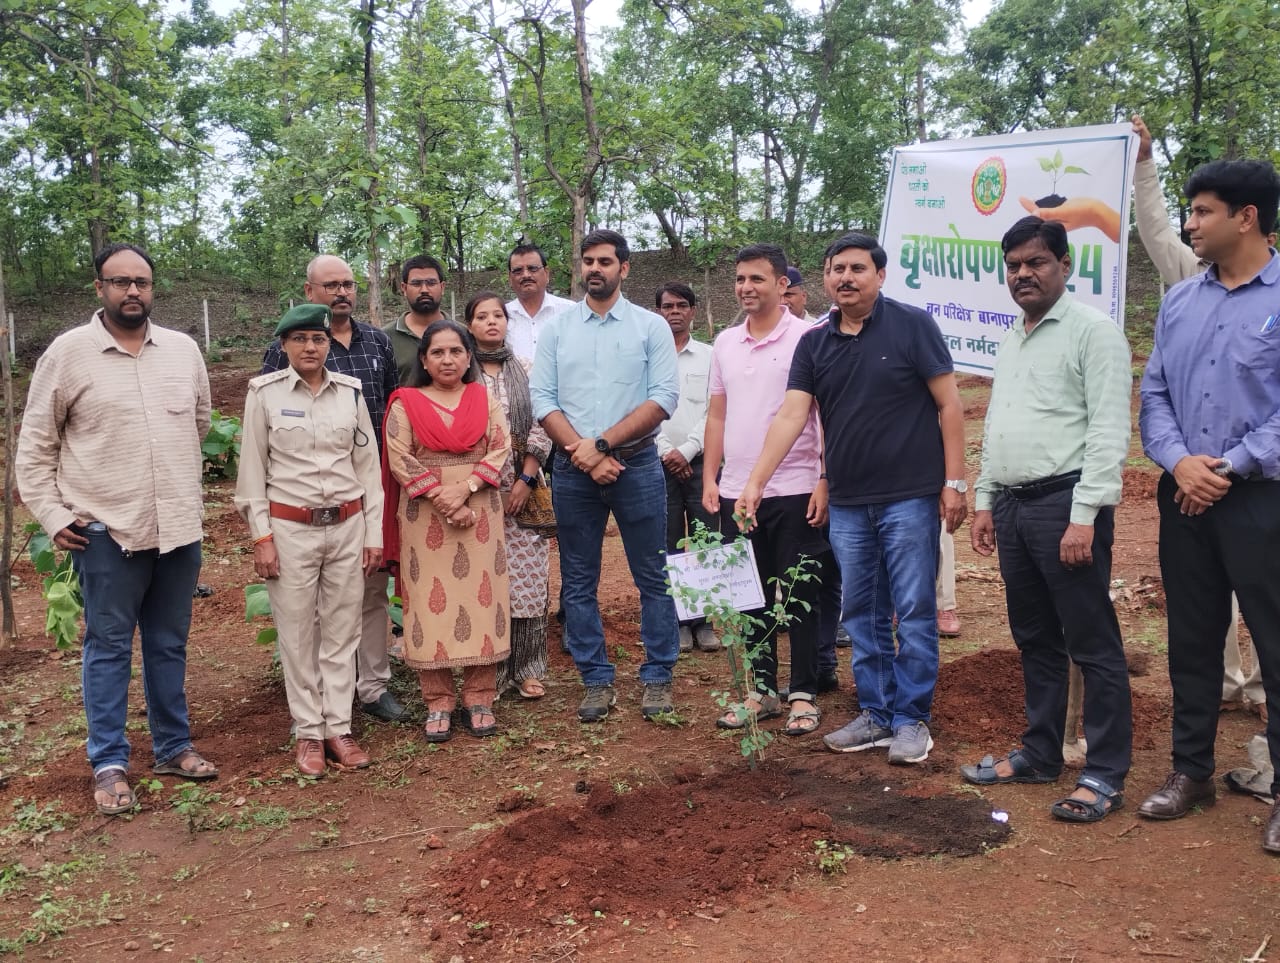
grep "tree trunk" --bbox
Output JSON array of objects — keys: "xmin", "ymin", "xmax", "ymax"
[
  {"xmin": 0, "ymin": 254, "xmax": 15, "ymax": 642},
  {"xmin": 280, "ymin": 0, "xmax": 292, "ymax": 128},
  {"xmin": 83, "ymin": 37, "xmax": 108, "ymax": 257},
  {"xmin": 569, "ymin": 0, "xmax": 602, "ymax": 283},
  {"xmin": 490, "ymin": 0, "xmax": 529, "ymax": 229},
  {"xmin": 653, "ymin": 205, "xmax": 685, "ymax": 258},
  {"xmin": 762, "ymin": 130, "xmax": 772, "ymax": 222},
  {"xmin": 569, "ymin": 194, "xmax": 587, "ymax": 298},
  {"xmin": 361, "ymin": 0, "xmax": 384, "ymax": 326}
]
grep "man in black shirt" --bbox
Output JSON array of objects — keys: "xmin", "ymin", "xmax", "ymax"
[{"xmin": 737, "ymin": 233, "xmax": 967, "ymax": 764}]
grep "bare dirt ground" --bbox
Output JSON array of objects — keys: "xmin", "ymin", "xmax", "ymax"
[{"xmin": 1, "ymin": 366, "xmax": 1277, "ymax": 962}]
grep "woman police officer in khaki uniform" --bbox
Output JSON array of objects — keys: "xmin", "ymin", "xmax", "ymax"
[{"xmin": 235, "ymin": 304, "xmax": 385, "ymax": 778}]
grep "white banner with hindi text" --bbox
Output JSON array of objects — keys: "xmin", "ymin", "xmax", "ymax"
[{"xmin": 879, "ymin": 124, "xmax": 1138, "ymax": 376}]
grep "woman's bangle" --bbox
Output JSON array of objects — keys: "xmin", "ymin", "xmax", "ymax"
[{"xmin": 254, "ymin": 533, "xmax": 274, "ymax": 545}]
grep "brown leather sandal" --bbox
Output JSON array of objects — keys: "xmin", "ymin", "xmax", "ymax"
[{"xmin": 94, "ymin": 766, "xmax": 136, "ymax": 815}]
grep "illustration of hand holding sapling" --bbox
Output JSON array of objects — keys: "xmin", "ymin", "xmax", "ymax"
[{"xmin": 1018, "ymin": 148, "xmax": 1122, "ymax": 242}]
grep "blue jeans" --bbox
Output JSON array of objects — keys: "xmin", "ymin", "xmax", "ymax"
[
  {"xmin": 553, "ymin": 447, "xmax": 679, "ymax": 687},
  {"xmin": 828, "ymin": 496, "xmax": 940, "ymax": 730},
  {"xmin": 72, "ymin": 529, "xmax": 202, "ymax": 772}
]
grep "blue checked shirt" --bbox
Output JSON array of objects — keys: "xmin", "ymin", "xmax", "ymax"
[{"xmin": 260, "ymin": 320, "xmax": 399, "ymax": 452}]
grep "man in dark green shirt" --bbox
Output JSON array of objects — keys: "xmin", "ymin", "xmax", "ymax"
[{"xmin": 384, "ymin": 254, "xmax": 450, "ymax": 385}]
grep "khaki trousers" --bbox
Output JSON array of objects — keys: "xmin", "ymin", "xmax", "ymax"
[
  {"xmin": 268, "ymin": 515, "xmax": 364, "ymax": 741},
  {"xmin": 1222, "ymin": 595, "xmax": 1264, "ymax": 705},
  {"xmin": 936, "ymin": 530, "xmax": 957, "ymax": 610},
  {"xmin": 354, "ymin": 569, "xmax": 392, "ymax": 704}
]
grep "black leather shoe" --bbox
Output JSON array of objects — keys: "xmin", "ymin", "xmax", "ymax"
[
  {"xmin": 1138, "ymin": 771, "xmax": 1217, "ymax": 820},
  {"xmin": 1264, "ymin": 801, "xmax": 1280, "ymax": 854},
  {"xmin": 816, "ymin": 671, "xmax": 840, "ymax": 694}
]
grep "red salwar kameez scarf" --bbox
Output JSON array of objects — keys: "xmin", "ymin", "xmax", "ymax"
[{"xmin": 380, "ymin": 382, "xmax": 489, "ymax": 583}]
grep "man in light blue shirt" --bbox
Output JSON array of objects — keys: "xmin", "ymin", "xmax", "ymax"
[{"xmin": 531, "ymin": 229, "xmax": 681, "ymax": 723}]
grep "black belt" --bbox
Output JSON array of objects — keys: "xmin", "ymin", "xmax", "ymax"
[
  {"xmin": 1003, "ymin": 470, "xmax": 1081, "ymax": 501},
  {"xmin": 612, "ymin": 436, "xmax": 656, "ymax": 460}
]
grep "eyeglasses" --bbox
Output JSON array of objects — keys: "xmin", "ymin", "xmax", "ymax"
[
  {"xmin": 100, "ymin": 277, "xmax": 154, "ymax": 291},
  {"xmin": 287, "ymin": 334, "xmax": 330, "ymax": 346},
  {"xmin": 508, "ymin": 265, "xmax": 545, "ymax": 276},
  {"xmin": 404, "ymin": 278, "xmax": 442, "ymax": 289},
  {"xmin": 318, "ymin": 280, "xmax": 357, "ymax": 293}
]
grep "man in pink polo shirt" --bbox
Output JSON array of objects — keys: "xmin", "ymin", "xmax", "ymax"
[{"xmin": 702, "ymin": 243, "xmax": 829, "ymax": 737}]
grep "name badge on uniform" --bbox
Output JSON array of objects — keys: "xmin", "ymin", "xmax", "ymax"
[{"xmin": 281, "ymin": 408, "xmax": 305, "ymax": 417}]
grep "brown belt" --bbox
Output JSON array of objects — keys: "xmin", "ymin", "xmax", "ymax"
[
  {"xmin": 612, "ymin": 436, "xmax": 656, "ymax": 460},
  {"xmin": 269, "ymin": 498, "xmax": 363, "ymax": 526}
]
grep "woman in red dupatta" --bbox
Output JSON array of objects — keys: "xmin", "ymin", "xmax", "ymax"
[{"xmin": 382, "ymin": 320, "xmax": 511, "ymax": 742}]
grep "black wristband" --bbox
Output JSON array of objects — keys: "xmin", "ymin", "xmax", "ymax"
[{"xmin": 519, "ymin": 472, "xmax": 538, "ymax": 487}]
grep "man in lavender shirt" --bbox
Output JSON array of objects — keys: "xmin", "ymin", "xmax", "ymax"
[{"xmin": 1137, "ymin": 158, "xmax": 1280, "ymax": 852}]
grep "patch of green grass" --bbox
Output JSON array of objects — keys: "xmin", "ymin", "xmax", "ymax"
[
  {"xmin": 1, "ymin": 798, "xmax": 69, "ymax": 842},
  {"xmin": 0, "ymin": 889, "xmax": 115, "ymax": 954},
  {"xmin": 170, "ymin": 783, "xmax": 229, "ymax": 833},
  {"xmin": 813, "ymin": 839, "xmax": 856, "ymax": 875}
]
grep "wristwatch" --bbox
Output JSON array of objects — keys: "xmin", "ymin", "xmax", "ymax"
[
  {"xmin": 594, "ymin": 437, "xmax": 611, "ymax": 455},
  {"xmin": 519, "ymin": 472, "xmax": 539, "ymax": 487},
  {"xmin": 944, "ymin": 479, "xmax": 969, "ymax": 493},
  {"xmin": 1213, "ymin": 458, "xmax": 1233, "ymax": 477},
  {"xmin": 466, "ymin": 477, "xmax": 481, "ymax": 494}
]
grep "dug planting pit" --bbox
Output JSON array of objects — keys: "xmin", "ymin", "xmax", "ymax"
[{"xmin": 425, "ymin": 760, "xmax": 1010, "ymax": 944}]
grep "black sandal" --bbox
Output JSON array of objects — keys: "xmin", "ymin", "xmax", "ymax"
[
  {"xmin": 961, "ymin": 749, "xmax": 1058, "ymax": 786},
  {"xmin": 422, "ymin": 710, "xmax": 453, "ymax": 744},
  {"xmin": 463, "ymin": 705, "xmax": 497, "ymax": 738},
  {"xmin": 1050, "ymin": 775, "xmax": 1124, "ymax": 823}
]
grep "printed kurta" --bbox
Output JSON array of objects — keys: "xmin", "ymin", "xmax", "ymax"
[
  {"xmin": 479, "ymin": 360, "xmax": 552, "ymax": 619},
  {"xmin": 384, "ymin": 389, "xmax": 511, "ymax": 670}
]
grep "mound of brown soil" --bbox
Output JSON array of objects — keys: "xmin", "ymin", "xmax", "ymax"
[{"xmin": 427, "ymin": 760, "xmax": 1009, "ymax": 941}]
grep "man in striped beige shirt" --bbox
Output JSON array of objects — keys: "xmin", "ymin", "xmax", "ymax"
[{"xmin": 16, "ymin": 243, "xmax": 217, "ymax": 816}]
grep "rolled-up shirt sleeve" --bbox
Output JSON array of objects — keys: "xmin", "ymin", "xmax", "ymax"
[
  {"xmin": 530, "ymin": 319, "xmax": 559, "ymax": 422},
  {"xmin": 645, "ymin": 315, "xmax": 680, "ymax": 417}
]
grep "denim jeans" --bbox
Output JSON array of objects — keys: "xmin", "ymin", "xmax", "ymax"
[
  {"xmin": 72, "ymin": 529, "xmax": 202, "ymax": 773},
  {"xmin": 553, "ymin": 447, "xmax": 679, "ymax": 687},
  {"xmin": 828, "ymin": 496, "xmax": 940, "ymax": 730}
]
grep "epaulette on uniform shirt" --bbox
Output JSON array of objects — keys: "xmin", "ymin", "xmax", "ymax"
[{"xmin": 247, "ymin": 368, "xmax": 292, "ymax": 391}]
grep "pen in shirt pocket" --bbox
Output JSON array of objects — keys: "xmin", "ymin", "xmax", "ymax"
[{"xmin": 1262, "ymin": 314, "xmax": 1278, "ymax": 334}]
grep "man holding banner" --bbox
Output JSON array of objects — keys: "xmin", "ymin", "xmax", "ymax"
[
  {"xmin": 737, "ymin": 232, "xmax": 966, "ymax": 764},
  {"xmin": 964, "ymin": 216, "xmax": 1133, "ymax": 822}
]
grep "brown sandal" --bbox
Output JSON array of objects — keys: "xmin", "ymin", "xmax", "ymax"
[
  {"xmin": 517, "ymin": 678, "xmax": 546, "ymax": 699},
  {"xmin": 94, "ymin": 767, "xmax": 136, "ymax": 815},
  {"xmin": 153, "ymin": 748, "xmax": 219, "ymax": 780}
]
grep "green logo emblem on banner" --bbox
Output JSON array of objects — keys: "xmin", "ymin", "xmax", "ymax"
[{"xmin": 971, "ymin": 157, "xmax": 1007, "ymax": 216}]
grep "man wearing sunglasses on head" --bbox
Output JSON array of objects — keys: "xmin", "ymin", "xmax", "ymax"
[{"xmin": 260, "ymin": 255, "xmax": 404, "ymax": 725}]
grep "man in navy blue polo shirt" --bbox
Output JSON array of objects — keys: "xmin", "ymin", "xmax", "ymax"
[{"xmin": 737, "ymin": 232, "xmax": 967, "ymax": 764}]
